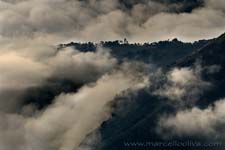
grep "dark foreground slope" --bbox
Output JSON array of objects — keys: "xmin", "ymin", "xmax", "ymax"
[{"xmin": 95, "ymin": 33, "xmax": 225, "ymax": 150}]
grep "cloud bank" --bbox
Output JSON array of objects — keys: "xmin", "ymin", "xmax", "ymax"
[
  {"xmin": 0, "ymin": 47, "xmax": 117, "ymax": 112},
  {"xmin": 159, "ymin": 98, "xmax": 225, "ymax": 138},
  {"xmin": 0, "ymin": 61, "xmax": 149, "ymax": 150},
  {"xmin": 0, "ymin": 0, "xmax": 224, "ymax": 43}
]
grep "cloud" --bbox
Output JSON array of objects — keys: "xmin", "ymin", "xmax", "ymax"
[
  {"xmin": 0, "ymin": 47, "xmax": 116, "ymax": 112},
  {"xmin": 46, "ymin": 47, "xmax": 117, "ymax": 84},
  {"xmin": 155, "ymin": 66, "xmax": 210, "ymax": 102},
  {"xmin": 0, "ymin": 0, "xmax": 224, "ymax": 43},
  {"xmin": 159, "ymin": 98, "xmax": 225, "ymax": 138},
  {"xmin": 0, "ymin": 113, "xmax": 27, "ymax": 150},
  {"xmin": 0, "ymin": 52, "xmax": 49, "ymax": 89},
  {"xmin": 0, "ymin": 64, "xmax": 149, "ymax": 150},
  {"xmin": 0, "ymin": 52, "xmax": 49, "ymax": 112}
]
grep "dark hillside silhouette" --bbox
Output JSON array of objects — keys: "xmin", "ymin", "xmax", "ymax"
[{"xmin": 60, "ymin": 39, "xmax": 210, "ymax": 66}]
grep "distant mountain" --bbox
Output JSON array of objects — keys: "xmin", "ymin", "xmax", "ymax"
[{"xmin": 60, "ymin": 39, "xmax": 210, "ymax": 66}]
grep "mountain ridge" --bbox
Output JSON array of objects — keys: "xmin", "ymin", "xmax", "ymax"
[{"xmin": 94, "ymin": 32, "xmax": 225, "ymax": 150}]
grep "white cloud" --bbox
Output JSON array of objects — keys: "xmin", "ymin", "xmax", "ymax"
[
  {"xmin": 0, "ymin": 47, "xmax": 117, "ymax": 112},
  {"xmin": 155, "ymin": 66, "xmax": 210, "ymax": 102},
  {"xmin": 46, "ymin": 47, "xmax": 117, "ymax": 84},
  {"xmin": 0, "ymin": 65, "xmax": 149, "ymax": 150},
  {"xmin": 159, "ymin": 98, "xmax": 225, "ymax": 138},
  {"xmin": 0, "ymin": 0, "xmax": 224, "ymax": 42}
]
